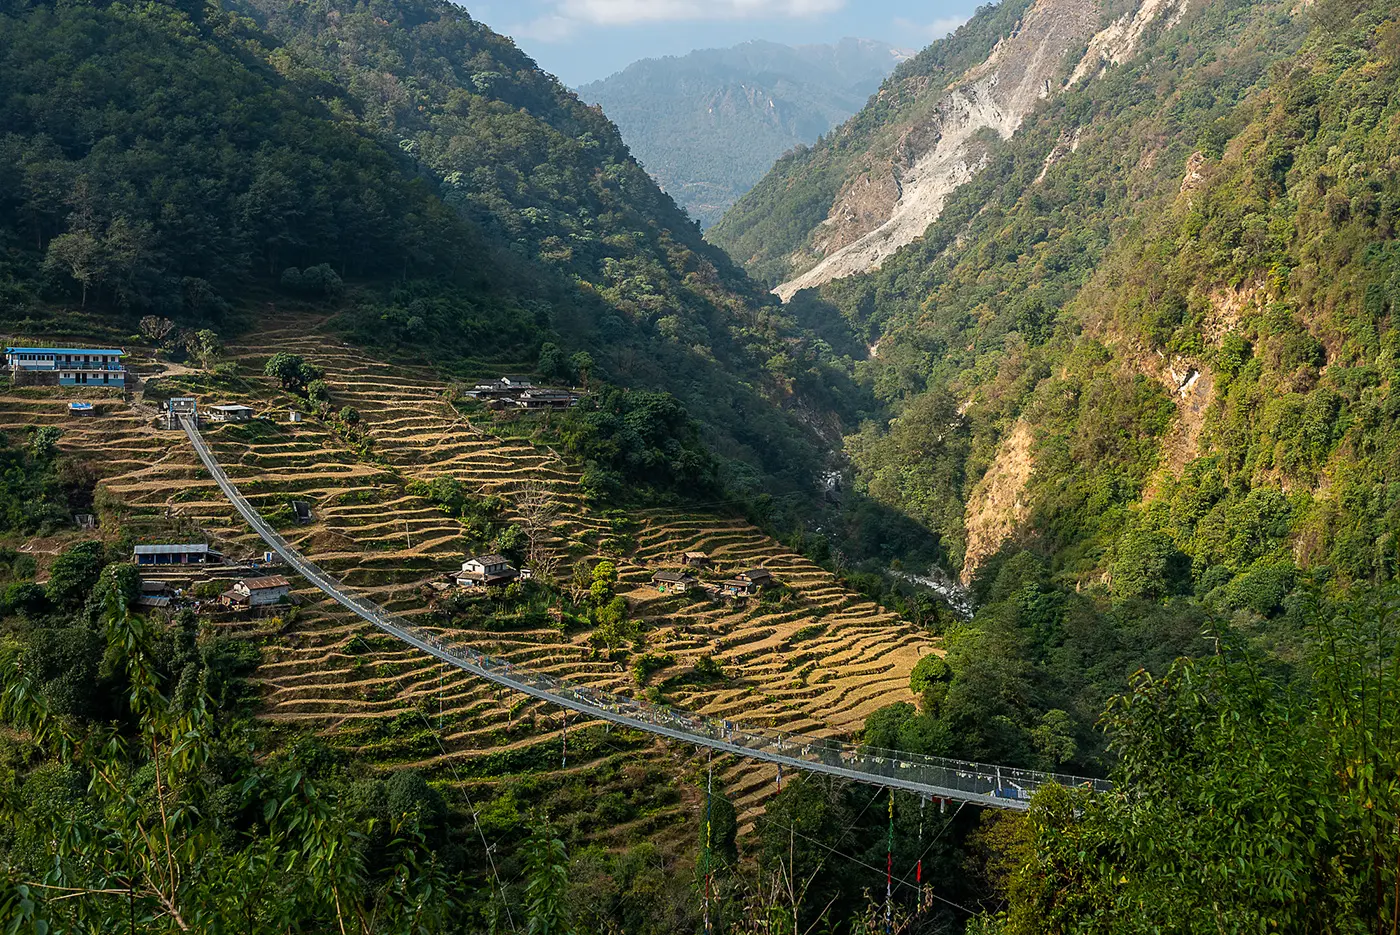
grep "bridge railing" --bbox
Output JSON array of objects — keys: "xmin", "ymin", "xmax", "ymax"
[{"xmin": 184, "ymin": 417, "xmax": 1112, "ymax": 808}]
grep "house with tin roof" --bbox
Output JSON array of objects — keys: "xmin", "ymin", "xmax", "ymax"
[
  {"xmin": 224, "ymin": 575, "xmax": 291, "ymax": 607},
  {"xmin": 456, "ymin": 554, "xmax": 519, "ymax": 589},
  {"xmin": 6, "ymin": 346, "xmax": 126, "ymax": 387},
  {"xmin": 133, "ymin": 543, "xmax": 222, "ymax": 566},
  {"xmin": 651, "ymin": 571, "xmax": 699, "ymax": 594}
]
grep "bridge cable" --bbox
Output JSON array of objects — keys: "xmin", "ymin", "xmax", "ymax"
[
  {"xmin": 410, "ymin": 698, "xmax": 518, "ymax": 933},
  {"xmin": 885, "ymin": 788, "xmax": 895, "ymax": 935},
  {"xmin": 898, "ymin": 800, "xmax": 966, "ymax": 893},
  {"xmin": 744, "ymin": 807, "xmax": 976, "ymax": 916},
  {"xmin": 704, "ymin": 750, "xmax": 714, "ymax": 935},
  {"xmin": 916, "ymin": 795, "xmax": 925, "ymax": 887}
]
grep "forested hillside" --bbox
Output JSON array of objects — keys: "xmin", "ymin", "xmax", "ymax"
[
  {"xmin": 580, "ymin": 39, "xmax": 907, "ymax": 228},
  {"xmin": 225, "ymin": 0, "xmax": 882, "ymax": 491},
  {"xmin": 0, "ymin": 0, "xmax": 874, "ymax": 500},
  {"xmin": 703, "ymin": 0, "xmax": 1400, "ymax": 924}
]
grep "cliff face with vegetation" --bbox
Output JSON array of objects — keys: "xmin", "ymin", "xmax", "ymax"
[
  {"xmin": 731, "ymin": 0, "xmax": 1400, "ymax": 925},
  {"xmin": 708, "ymin": 0, "xmax": 1200, "ymax": 295}
]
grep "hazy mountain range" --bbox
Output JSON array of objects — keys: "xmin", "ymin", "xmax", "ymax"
[{"xmin": 579, "ymin": 38, "xmax": 911, "ymax": 228}]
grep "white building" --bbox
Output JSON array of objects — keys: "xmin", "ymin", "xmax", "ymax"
[
  {"xmin": 207, "ymin": 404, "xmax": 256, "ymax": 423},
  {"xmin": 456, "ymin": 554, "xmax": 519, "ymax": 589},
  {"xmin": 6, "ymin": 346, "xmax": 127, "ymax": 387},
  {"xmin": 225, "ymin": 575, "xmax": 291, "ymax": 607}
]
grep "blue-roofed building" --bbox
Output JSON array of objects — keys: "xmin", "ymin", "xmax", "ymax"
[{"xmin": 6, "ymin": 346, "xmax": 126, "ymax": 387}]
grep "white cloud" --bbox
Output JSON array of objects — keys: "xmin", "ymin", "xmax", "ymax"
[
  {"xmin": 512, "ymin": 0, "xmax": 846, "ymax": 41},
  {"xmin": 892, "ymin": 14, "xmax": 969, "ymax": 42},
  {"xmin": 512, "ymin": 13, "xmax": 578, "ymax": 41}
]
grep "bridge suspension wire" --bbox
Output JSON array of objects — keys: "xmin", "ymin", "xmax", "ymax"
[
  {"xmin": 410, "ymin": 694, "xmax": 518, "ymax": 933},
  {"xmin": 704, "ymin": 752, "xmax": 714, "ymax": 935},
  {"xmin": 916, "ymin": 795, "xmax": 925, "ymax": 887},
  {"xmin": 900, "ymin": 800, "xmax": 965, "ymax": 894},
  {"xmin": 885, "ymin": 789, "xmax": 894, "ymax": 935},
  {"xmin": 745, "ymin": 803, "xmax": 976, "ymax": 917},
  {"xmin": 182, "ymin": 417, "xmax": 1111, "ymax": 810}
]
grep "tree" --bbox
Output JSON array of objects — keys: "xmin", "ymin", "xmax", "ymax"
[
  {"xmin": 569, "ymin": 351, "xmax": 593, "ymax": 389},
  {"xmin": 263, "ymin": 352, "xmax": 323, "ymax": 394},
  {"xmin": 138, "ymin": 315, "xmax": 177, "ymax": 346},
  {"xmin": 995, "ymin": 600, "xmax": 1400, "ymax": 934},
  {"xmin": 44, "ymin": 540, "xmax": 106, "ymax": 609},
  {"xmin": 338, "ymin": 405, "xmax": 360, "ymax": 425},
  {"xmin": 1109, "ymin": 527, "xmax": 1190, "ymax": 601},
  {"xmin": 187, "ymin": 329, "xmax": 223, "ymax": 368},
  {"xmin": 537, "ymin": 342, "xmax": 565, "ymax": 380},
  {"xmin": 517, "ymin": 480, "xmax": 559, "ymax": 578},
  {"xmin": 909, "ymin": 653, "xmax": 952, "ymax": 711},
  {"xmin": 90, "ymin": 561, "xmax": 140, "ymax": 611},
  {"xmin": 28, "ymin": 425, "xmax": 61, "ymax": 461},
  {"xmin": 44, "ymin": 229, "xmax": 100, "ymax": 305},
  {"xmin": 0, "ymin": 594, "xmax": 459, "ymax": 932}
]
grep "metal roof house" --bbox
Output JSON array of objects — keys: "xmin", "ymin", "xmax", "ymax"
[
  {"xmin": 132, "ymin": 543, "xmax": 222, "ymax": 566},
  {"xmin": 456, "ymin": 554, "xmax": 519, "ymax": 589},
  {"xmin": 652, "ymin": 571, "xmax": 698, "ymax": 594},
  {"xmin": 514, "ymin": 389, "xmax": 578, "ymax": 411},
  {"xmin": 224, "ymin": 575, "xmax": 291, "ymax": 607},
  {"xmin": 6, "ymin": 346, "xmax": 126, "ymax": 387},
  {"xmin": 720, "ymin": 569, "xmax": 775, "ymax": 598},
  {"xmin": 207, "ymin": 404, "xmax": 255, "ymax": 423}
]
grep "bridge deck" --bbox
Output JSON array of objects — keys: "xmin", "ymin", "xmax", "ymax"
[{"xmin": 183, "ymin": 417, "xmax": 1111, "ymax": 809}]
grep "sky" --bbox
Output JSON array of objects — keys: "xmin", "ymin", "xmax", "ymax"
[{"xmin": 460, "ymin": 0, "xmax": 977, "ymax": 87}]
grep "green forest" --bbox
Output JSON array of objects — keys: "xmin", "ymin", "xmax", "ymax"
[
  {"xmin": 0, "ymin": 0, "xmax": 881, "ymax": 510},
  {"xmin": 3, "ymin": 0, "xmax": 1400, "ymax": 928}
]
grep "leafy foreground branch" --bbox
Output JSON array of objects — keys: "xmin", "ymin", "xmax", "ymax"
[
  {"xmin": 0, "ymin": 594, "xmax": 457, "ymax": 934},
  {"xmin": 984, "ymin": 589, "xmax": 1400, "ymax": 935}
]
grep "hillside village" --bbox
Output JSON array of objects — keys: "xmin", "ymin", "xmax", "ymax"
[{"xmin": 0, "ymin": 327, "xmax": 932, "ymax": 830}]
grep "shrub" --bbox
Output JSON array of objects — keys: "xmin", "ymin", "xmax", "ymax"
[{"xmin": 1111, "ymin": 528, "xmax": 1191, "ymax": 601}]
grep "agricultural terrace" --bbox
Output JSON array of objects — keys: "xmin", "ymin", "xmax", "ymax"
[{"xmin": 0, "ymin": 316, "xmax": 935, "ymax": 829}]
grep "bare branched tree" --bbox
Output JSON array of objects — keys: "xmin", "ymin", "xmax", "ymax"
[
  {"xmin": 139, "ymin": 315, "xmax": 177, "ymax": 346},
  {"xmin": 517, "ymin": 479, "xmax": 560, "ymax": 579}
]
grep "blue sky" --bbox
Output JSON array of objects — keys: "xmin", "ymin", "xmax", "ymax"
[{"xmin": 461, "ymin": 0, "xmax": 976, "ymax": 87}]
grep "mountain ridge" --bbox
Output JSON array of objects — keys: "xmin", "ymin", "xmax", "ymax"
[{"xmin": 579, "ymin": 38, "xmax": 912, "ymax": 228}]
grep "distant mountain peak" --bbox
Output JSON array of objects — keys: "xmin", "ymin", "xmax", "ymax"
[{"xmin": 579, "ymin": 38, "xmax": 905, "ymax": 228}]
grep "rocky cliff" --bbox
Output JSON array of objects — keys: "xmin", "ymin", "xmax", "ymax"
[{"xmin": 712, "ymin": 0, "xmax": 1194, "ymax": 299}]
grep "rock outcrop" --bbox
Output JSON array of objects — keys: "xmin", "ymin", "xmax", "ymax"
[
  {"xmin": 773, "ymin": 0, "xmax": 1188, "ymax": 301},
  {"xmin": 962, "ymin": 420, "xmax": 1036, "ymax": 583}
]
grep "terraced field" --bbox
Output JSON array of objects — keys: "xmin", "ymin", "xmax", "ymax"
[{"xmin": 0, "ymin": 317, "xmax": 936, "ymax": 829}]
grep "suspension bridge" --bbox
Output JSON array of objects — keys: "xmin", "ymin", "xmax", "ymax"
[{"xmin": 183, "ymin": 417, "xmax": 1111, "ymax": 810}]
